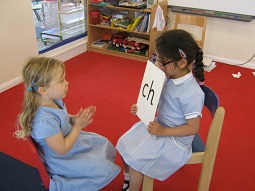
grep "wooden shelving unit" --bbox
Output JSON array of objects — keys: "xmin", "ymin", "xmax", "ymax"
[
  {"xmin": 87, "ymin": 0, "xmax": 168, "ymax": 62},
  {"xmin": 58, "ymin": 0, "xmax": 85, "ymax": 36}
]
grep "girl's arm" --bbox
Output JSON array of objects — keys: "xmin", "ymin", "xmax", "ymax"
[
  {"xmin": 69, "ymin": 114, "xmax": 76, "ymax": 126},
  {"xmin": 147, "ymin": 117, "xmax": 200, "ymax": 137},
  {"xmin": 45, "ymin": 106, "xmax": 96, "ymax": 155}
]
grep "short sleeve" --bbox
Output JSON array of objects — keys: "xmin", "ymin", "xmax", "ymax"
[
  {"xmin": 182, "ymin": 91, "xmax": 204, "ymax": 120},
  {"xmin": 32, "ymin": 117, "xmax": 61, "ymax": 140}
]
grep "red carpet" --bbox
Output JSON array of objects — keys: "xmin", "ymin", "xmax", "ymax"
[{"xmin": 0, "ymin": 52, "xmax": 255, "ymax": 190}]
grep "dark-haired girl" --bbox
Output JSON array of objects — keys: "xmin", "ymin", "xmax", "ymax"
[{"xmin": 117, "ymin": 29, "xmax": 205, "ymax": 191}]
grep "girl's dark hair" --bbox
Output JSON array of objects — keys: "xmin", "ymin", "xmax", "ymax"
[{"xmin": 155, "ymin": 29, "xmax": 205, "ymax": 82}]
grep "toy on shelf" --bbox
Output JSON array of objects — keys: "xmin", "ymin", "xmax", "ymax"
[
  {"xmin": 90, "ymin": 0, "xmax": 103, "ymax": 3},
  {"xmin": 100, "ymin": 29, "xmax": 112, "ymax": 41},
  {"xmin": 123, "ymin": 39, "xmax": 145, "ymax": 51},
  {"xmin": 91, "ymin": 39, "xmax": 107, "ymax": 48},
  {"xmin": 112, "ymin": 32, "xmax": 129, "ymax": 48},
  {"xmin": 111, "ymin": 32, "xmax": 149, "ymax": 54}
]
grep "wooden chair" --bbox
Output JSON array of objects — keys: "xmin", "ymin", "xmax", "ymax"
[
  {"xmin": 27, "ymin": 136, "xmax": 50, "ymax": 190},
  {"xmin": 142, "ymin": 85, "xmax": 225, "ymax": 191},
  {"xmin": 174, "ymin": 13, "xmax": 207, "ymax": 49}
]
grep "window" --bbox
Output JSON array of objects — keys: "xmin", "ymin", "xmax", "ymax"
[{"xmin": 32, "ymin": 0, "xmax": 87, "ymax": 54}]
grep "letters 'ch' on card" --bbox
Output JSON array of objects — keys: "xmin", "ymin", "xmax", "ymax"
[{"xmin": 136, "ymin": 60, "xmax": 165, "ymax": 126}]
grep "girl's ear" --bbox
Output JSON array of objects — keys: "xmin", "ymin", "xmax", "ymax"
[
  {"xmin": 38, "ymin": 87, "xmax": 47, "ymax": 95},
  {"xmin": 177, "ymin": 59, "xmax": 188, "ymax": 69}
]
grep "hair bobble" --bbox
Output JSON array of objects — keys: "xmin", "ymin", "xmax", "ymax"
[
  {"xmin": 27, "ymin": 81, "xmax": 38, "ymax": 92},
  {"xmin": 27, "ymin": 87, "xmax": 33, "ymax": 91},
  {"xmin": 178, "ymin": 48, "xmax": 187, "ymax": 59}
]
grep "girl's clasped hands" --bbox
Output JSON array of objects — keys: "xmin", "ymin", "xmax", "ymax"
[{"xmin": 73, "ymin": 106, "xmax": 96, "ymax": 130}]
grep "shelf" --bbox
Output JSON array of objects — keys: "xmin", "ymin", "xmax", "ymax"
[
  {"xmin": 87, "ymin": 0, "xmax": 168, "ymax": 61},
  {"xmin": 41, "ymin": 37, "xmax": 62, "ymax": 44},
  {"xmin": 106, "ymin": 4, "xmax": 152, "ymax": 13},
  {"xmin": 89, "ymin": 46, "xmax": 149, "ymax": 62},
  {"xmin": 61, "ymin": 24, "xmax": 85, "ymax": 35},
  {"xmin": 107, "ymin": 44, "xmax": 148, "ymax": 57},
  {"xmin": 40, "ymin": 28, "xmax": 62, "ymax": 44},
  {"xmin": 89, "ymin": 2, "xmax": 152, "ymax": 13},
  {"xmin": 59, "ymin": 4, "xmax": 84, "ymax": 14},
  {"xmin": 62, "ymin": 17, "xmax": 84, "ymax": 25},
  {"xmin": 41, "ymin": 28, "xmax": 61, "ymax": 37},
  {"xmin": 88, "ymin": 24, "xmax": 150, "ymax": 35}
]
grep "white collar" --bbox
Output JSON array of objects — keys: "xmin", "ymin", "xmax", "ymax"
[{"xmin": 170, "ymin": 72, "xmax": 194, "ymax": 85}]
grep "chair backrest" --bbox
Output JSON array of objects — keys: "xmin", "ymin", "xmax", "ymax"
[
  {"xmin": 27, "ymin": 136, "xmax": 50, "ymax": 189},
  {"xmin": 202, "ymin": 85, "xmax": 219, "ymax": 117},
  {"xmin": 192, "ymin": 85, "xmax": 219, "ymax": 152},
  {"xmin": 174, "ymin": 13, "xmax": 207, "ymax": 49}
]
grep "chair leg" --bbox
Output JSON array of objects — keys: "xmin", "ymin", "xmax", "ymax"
[
  {"xmin": 197, "ymin": 153, "xmax": 217, "ymax": 191},
  {"xmin": 142, "ymin": 176, "xmax": 154, "ymax": 191},
  {"xmin": 198, "ymin": 107, "xmax": 225, "ymax": 191}
]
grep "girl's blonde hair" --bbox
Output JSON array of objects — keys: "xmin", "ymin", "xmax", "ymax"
[{"xmin": 15, "ymin": 56, "xmax": 65, "ymax": 139}]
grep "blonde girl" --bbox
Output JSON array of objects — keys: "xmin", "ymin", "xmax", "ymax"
[{"xmin": 16, "ymin": 56, "xmax": 120, "ymax": 191}]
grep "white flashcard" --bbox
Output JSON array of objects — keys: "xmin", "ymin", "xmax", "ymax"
[{"xmin": 136, "ymin": 60, "xmax": 165, "ymax": 126}]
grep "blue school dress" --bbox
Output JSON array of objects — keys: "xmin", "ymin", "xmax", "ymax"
[
  {"xmin": 116, "ymin": 72, "xmax": 204, "ymax": 181},
  {"xmin": 31, "ymin": 99, "xmax": 120, "ymax": 191}
]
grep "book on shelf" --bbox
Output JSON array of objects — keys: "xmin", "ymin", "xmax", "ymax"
[
  {"xmin": 146, "ymin": 14, "xmax": 151, "ymax": 33},
  {"xmin": 130, "ymin": 13, "xmax": 144, "ymax": 31},
  {"xmin": 140, "ymin": 13, "xmax": 149, "ymax": 32},
  {"xmin": 135, "ymin": 13, "xmax": 150, "ymax": 33},
  {"xmin": 142, "ymin": 14, "xmax": 149, "ymax": 32},
  {"xmin": 135, "ymin": 18, "xmax": 143, "ymax": 32}
]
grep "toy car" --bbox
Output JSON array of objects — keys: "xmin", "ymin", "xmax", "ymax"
[
  {"xmin": 123, "ymin": 39, "xmax": 145, "ymax": 50},
  {"xmin": 112, "ymin": 32, "xmax": 129, "ymax": 48}
]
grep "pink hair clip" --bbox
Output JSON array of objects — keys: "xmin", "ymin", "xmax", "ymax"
[{"xmin": 178, "ymin": 48, "xmax": 187, "ymax": 59}]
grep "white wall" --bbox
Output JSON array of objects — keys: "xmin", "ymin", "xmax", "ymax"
[
  {"xmin": 0, "ymin": 0, "xmax": 38, "ymax": 92},
  {"xmin": 0, "ymin": 0, "xmax": 87, "ymax": 93},
  {"xmin": 168, "ymin": 0, "xmax": 255, "ymax": 16},
  {"xmin": 0, "ymin": 2, "xmax": 254, "ymax": 93},
  {"xmin": 167, "ymin": 9, "xmax": 255, "ymax": 69}
]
